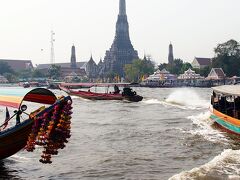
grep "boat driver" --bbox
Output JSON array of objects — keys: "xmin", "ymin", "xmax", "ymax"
[{"xmin": 114, "ymin": 85, "xmax": 120, "ymax": 94}]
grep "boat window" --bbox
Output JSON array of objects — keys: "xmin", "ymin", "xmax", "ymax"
[{"xmin": 226, "ymin": 96, "xmax": 234, "ymax": 103}]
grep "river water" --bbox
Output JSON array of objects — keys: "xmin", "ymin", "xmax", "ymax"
[{"xmin": 1, "ymin": 87, "xmax": 240, "ymax": 179}]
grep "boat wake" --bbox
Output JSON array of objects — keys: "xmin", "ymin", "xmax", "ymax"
[
  {"xmin": 143, "ymin": 89, "xmax": 209, "ymax": 110},
  {"xmin": 143, "ymin": 99, "xmax": 162, "ymax": 104},
  {"xmin": 169, "ymin": 149, "xmax": 240, "ymax": 180},
  {"xmin": 165, "ymin": 89, "xmax": 209, "ymax": 110},
  {"xmin": 142, "ymin": 99, "xmax": 188, "ymax": 110},
  {"xmin": 187, "ymin": 111, "xmax": 229, "ymax": 144}
]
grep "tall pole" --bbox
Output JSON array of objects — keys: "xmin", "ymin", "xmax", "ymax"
[{"xmin": 50, "ymin": 30, "xmax": 55, "ymax": 64}]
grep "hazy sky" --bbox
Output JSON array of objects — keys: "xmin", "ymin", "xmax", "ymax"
[{"xmin": 0, "ymin": 0, "xmax": 239, "ymax": 66}]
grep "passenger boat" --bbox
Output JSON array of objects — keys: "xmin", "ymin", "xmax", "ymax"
[
  {"xmin": 0, "ymin": 88, "xmax": 72, "ymax": 163},
  {"xmin": 210, "ymin": 85, "xmax": 240, "ymax": 135},
  {"xmin": 59, "ymin": 84, "xmax": 143, "ymax": 102}
]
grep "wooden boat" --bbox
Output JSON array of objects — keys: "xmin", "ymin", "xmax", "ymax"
[
  {"xmin": 0, "ymin": 88, "xmax": 72, "ymax": 162},
  {"xmin": 59, "ymin": 84, "xmax": 143, "ymax": 102},
  {"xmin": 210, "ymin": 85, "xmax": 240, "ymax": 135}
]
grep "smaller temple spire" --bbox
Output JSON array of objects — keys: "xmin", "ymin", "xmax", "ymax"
[
  {"xmin": 168, "ymin": 42, "xmax": 174, "ymax": 65},
  {"xmin": 119, "ymin": 0, "xmax": 126, "ymax": 15},
  {"xmin": 70, "ymin": 45, "xmax": 77, "ymax": 68},
  {"xmin": 90, "ymin": 54, "xmax": 93, "ymax": 61}
]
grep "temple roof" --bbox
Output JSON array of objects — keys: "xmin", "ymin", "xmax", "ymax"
[
  {"xmin": 194, "ymin": 57, "xmax": 211, "ymax": 66},
  {"xmin": 0, "ymin": 59, "xmax": 33, "ymax": 71},
  {"xmin": 37, "ymin": 62, "xmax": 87, "ymax": 69}
]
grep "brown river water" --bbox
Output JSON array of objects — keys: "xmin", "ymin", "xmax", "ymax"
[{"xmin": 1, "ymin": 87, "xmax": 240, "ymax": 180}]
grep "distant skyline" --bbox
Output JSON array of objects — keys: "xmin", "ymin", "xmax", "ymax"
[{"xmin": 0, "ymin": 0, "xmax": 239, "ymax": 65}]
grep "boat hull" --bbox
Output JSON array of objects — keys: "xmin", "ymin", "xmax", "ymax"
[
  {"xmin": 210, "ymin": 108, "xmax": 240, "ymax": 135},
  {"xmin": 68, "ymin": 90, "xmax": 143, "ymax": 102},
  {"xmin": 69, "ymin": 91, "xmax": 124, "ymax": 101},
  {"xmin": 0, "ymin": 119, "xmax": 33, "ymax": 160},
  {"xmin": 0, "ymin": 96, "xmax": 72, "ymax": 160}
]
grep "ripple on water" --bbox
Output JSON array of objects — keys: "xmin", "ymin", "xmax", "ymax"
[{"xmin": 169, "ymin": 149, "xmax": 240, "ymax": 180}]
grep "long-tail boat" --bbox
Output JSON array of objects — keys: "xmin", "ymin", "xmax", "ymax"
[
  {"xmin": 210, "ymin": 85, "xmax": 240, "ymax": 135},
  {"xmin": 59, "ymin": 83, "xmax": 143, "ymax": 102},
  {"xmin": 0, "ymin": 88, "xmax": 72, "ymax": 163}
]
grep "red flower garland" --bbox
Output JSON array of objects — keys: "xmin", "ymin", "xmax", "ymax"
[{"xmin": 25, "ymin": 99, "xmax": 72, "ymax": 164}]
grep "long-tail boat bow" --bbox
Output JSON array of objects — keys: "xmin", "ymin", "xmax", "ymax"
[{"xmin": 0, "ymin": 88, "xmax": 72, "ymax": 163}]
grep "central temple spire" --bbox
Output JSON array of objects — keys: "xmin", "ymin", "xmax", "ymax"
[
  {"xmin": 102, "ymin": 0, "xmax": 138, "ymax": 77},
  {"xmin": 119, "ymin": 0, "xmax": 126, "ymax": 15}
]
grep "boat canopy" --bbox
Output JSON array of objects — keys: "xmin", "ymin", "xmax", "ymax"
[
  {"xmin": 61, "ymin": 82, "xmax": 131, "ymax": 87},
  {"xmin": 212, "ymin": 85, "xmax": 240, "ymax": 97},
  {"xmin": 0, "ymin": 88, "xmax": 57, "ymax": 108}
]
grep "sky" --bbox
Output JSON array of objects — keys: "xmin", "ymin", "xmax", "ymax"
[{"xmin": 0, "ymin": 0, "xmax": 239, "ymax": 66}]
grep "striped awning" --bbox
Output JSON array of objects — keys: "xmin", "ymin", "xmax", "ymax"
[{"xmin": 0, "ymin": 88, "xmax": 57, "ymax": 108}]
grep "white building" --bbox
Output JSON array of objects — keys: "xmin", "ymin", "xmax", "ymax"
[
  {"xmin": 206, "ymin": 68, "xmax": 226, "ymax": 80},
  {"xmin": 178, "ymin": 68, "xmax": 203, "ymax": 79},
  {"xmin": 146, "ymin": 69, "xmax": 177, "ymax": 81}
]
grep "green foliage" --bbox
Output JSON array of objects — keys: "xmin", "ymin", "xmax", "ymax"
[
  {"xmin": 212, "ymin": 39, "xmax": 240, "ymax": 76},
  {"xmin": 124, "ymin": 59, "xmax": 155, "ymax": 82},
  {"xmin": 193, "ymin": 66, "xmax": 210, "ymax": 77},
  {"xmin": 158, "ymin": 63, "xmax": 168, "ymax": 71},
  {"xmin": 48, "ymin": 65, "xmax": 61, "ymax": 80},
  {"xmin": 214, "ymin": 39, "xmax": 240, "ymax": 57},
  {"xmin": 32, "ymin": 69, "xmax": 46, "ymax": 78},
  {"xmin": 3, "ymin": 73, "xmax": 18, "ymax": 83},
  {"xmin": 17, "ymin": 69, "xmax": 33, "ymax": 80},
  {"xmin": 0, "ymin": 62, "xmax": 13, "ymax": 75},
  {"xmin": 158, "ymin": 59, "xmax": 192, "ymax": 75},
  {"xmin": 180, "ymin": 62, "xmax": 192, "ymax": 74}
]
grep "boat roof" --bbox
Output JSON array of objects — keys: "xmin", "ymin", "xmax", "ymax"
[
  {"xmin": 0, "ymin": 88, "xmax": 57, "ymax": 108},
  {"xmin": 212, "ymin": 85, "xmax": 240, "ymax": 96},
  {"xmin": 61, "ymin": 83, "xmax": 131, "ymax": 87}
]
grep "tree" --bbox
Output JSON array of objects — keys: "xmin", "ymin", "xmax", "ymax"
[
  {"xmin": 214, "ymin": 39, "xmax": 240, "ymax": 57},
  {"xmin": 124, "ymin": 59, "xmax": 155, "ymax": 82},
  {"xmin": 212, "ymin": 39, "xmax": 240, "ymax": 76},
  {"xmin": 194, "ymin": 66, "xmax": 210, "ymax": 77},
  {"xmin": 3, "ymin": 73, "xmax": 18, "ymax": 83},
  {"xmin": 48, "ymin": 65, "xmax": 61, "ymax": 80},
  {"xmin": 158, "ymin": 63, "xmax": 168, "ymax": 71},
  {"xmin": 17, "ymin": 69, "xmax": 33, "ymax": 80},
  {"xmin": 0, "ymin": 62, "xmax": 13, "ymax": 74},
  {"xmin": 32, "ymin": 69, "xmax": 46, "ymax": 78},
  {"xmin": 105, "ymin": 71, "xmax": 118, "ymax": 82},
  {"xmin": 158, "ymin": 59, "xmax": 192, "ymax": 75},
  {"xmin": 168, "ymin": 59, "xmax": 183, "ymax": 74},
  {"xmin": 180, "ymin": 62, "xmax": 192, "ymax": 74}
]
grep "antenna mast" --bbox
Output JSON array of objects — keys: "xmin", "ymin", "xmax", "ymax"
[{"xmin": 50, "ymin": 30, "xmax": 55, "ymax": 64}]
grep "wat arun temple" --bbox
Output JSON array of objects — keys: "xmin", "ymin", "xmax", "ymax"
[
  {"xmin": 99, "ymin": 0, "xmax": 139, "ymax": 77},
  {"xmin": 37, "ymin": 0, "xmax": 139, "ymax": 80}
]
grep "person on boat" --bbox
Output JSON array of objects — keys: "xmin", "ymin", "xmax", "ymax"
[{"xmin": 114, "ymin": 85, "xmax": 120, "ymax": 94}]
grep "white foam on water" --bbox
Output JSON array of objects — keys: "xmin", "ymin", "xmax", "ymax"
[
  {"xmin": 71, "ymin": 95, "xmax": 91, "ymax": 102},
  {"xmin": 70, "ymin": 95, "xmax": 80, "ymax": 99},
  {"xmin": 143, "ymin": 99, "xmax": 191, "ymax": 110},
  {"xmin": 143, "ymin": 99, "xmax": 162, "ymax": 104},
  {"xmin": 187, "ymin": 111, "xmax": 229, "ymax": 143},
  {"xmin": 10, "ymin": 154, "xmax": 31, "ymax": 162},
  {"xmin": 165, "ymin": 88, "xmax": 209, "ymax": 110},
  {"xmin": 169, "ymin": 149, "xmax": 240, "ymax": 180}
]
